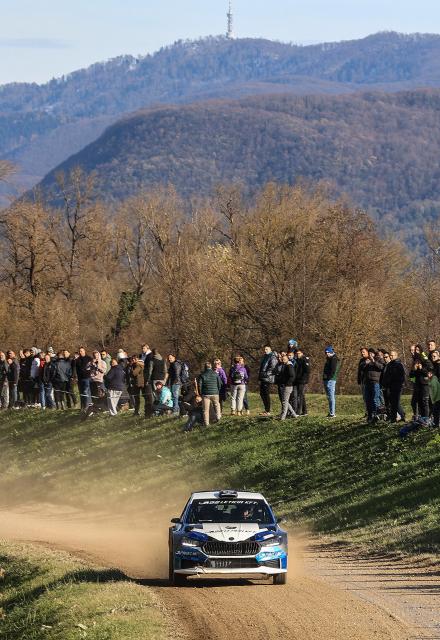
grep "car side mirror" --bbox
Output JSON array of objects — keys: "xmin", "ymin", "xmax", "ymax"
[
  {"xmin": 277, "ymin": 517, "xmax": 283, "ymax": 524},
  {"xmin": 171, "ymin": 517, "xmax": 181, "ymax": 524}
]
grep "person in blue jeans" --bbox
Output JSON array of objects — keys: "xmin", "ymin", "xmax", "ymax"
[
  {"xmin": 167, "ymin": 354, "xmax": 183, "ymax": 416},
  {"xmin": 322, "ymin": 346, "xmax": 340, "ymax": 418},
  {"xmin": 363, "ymin": 348, "xmax": 385, "ymax": 423}
]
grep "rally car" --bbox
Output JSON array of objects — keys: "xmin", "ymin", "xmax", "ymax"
[{"xmin": 168, "ymin": 489, "xmax": 288, "ymax": 585}]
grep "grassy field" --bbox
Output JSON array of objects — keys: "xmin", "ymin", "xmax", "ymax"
[
  {"xmin": 1, "ymin": 393, "xmax": 439, "ymax": 553},
  {"xmin": 1, "ymin": 392, "xmax": 439, "ymax": 639},
  {"xmin": 0, "ymin": 541, "xmax": 167, "ymax": 640}
]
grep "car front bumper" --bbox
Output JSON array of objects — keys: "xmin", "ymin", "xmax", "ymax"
[{"xmin": 174, "ymin": 566, "xmax": 287, "ymax": 576}]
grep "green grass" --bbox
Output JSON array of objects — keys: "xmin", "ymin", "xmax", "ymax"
[
  {"xmin": 0, "ymin": 541, "xmax": 167, "ymax": 640},
  {"xmin": 1, "ymin": 393, "xmax": 439, "ymax": 555}
]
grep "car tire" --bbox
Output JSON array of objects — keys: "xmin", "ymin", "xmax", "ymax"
[
  {"xmin": 273, "ymin": 572, "xmax": 287, "ymax": 585},
  {"xmin": 168, "ymin": 545, "xmax": 187, "ymax": 586}
]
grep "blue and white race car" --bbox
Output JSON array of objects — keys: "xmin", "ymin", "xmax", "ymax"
[{"xmin": 169, "ymin": 489, "xmax": 288, "ymax": 585}]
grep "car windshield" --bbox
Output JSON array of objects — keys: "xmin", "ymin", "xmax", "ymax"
[{"xmin": 187, "ymin": 499, "xmax": 274, "ymax": 524}]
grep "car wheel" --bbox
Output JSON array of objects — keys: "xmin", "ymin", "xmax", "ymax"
[
  {"xmin": 273, "ymin": 572, "xmax": 287, "ymax": 585},
  {"xmin": 168, "ymin": 545, "xmax": 187, "ymax": 586}
]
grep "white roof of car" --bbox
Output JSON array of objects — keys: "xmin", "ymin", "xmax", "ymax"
[{"xmin": 190, "ymin": 490, "xmax": 266, "ymax": 501}]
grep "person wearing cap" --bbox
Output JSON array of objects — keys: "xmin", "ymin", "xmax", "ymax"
[
  {"xmin": 287, "ymin": 339, "xmax": 298, "ymax": 352},
  {"xmin": 322, "ymin": 346, "xmax": 340, "ymax": 418},
  {"xmin": 152, "ymin": 380, "xmax": 173, "ymax": 416}
]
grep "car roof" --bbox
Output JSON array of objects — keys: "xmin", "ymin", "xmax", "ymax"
[{"xmin": 190, "ymin": 490, "xmax": 266, "ymax": 501}]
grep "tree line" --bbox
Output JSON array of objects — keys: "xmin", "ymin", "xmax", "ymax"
[{"xmin": 1, "ymin": 168, "xmax": 439, "ymax": 391}]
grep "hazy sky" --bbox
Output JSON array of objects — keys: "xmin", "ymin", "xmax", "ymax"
[{"xmin": 2, "ymin": 0, "xmax": 440, "ymax": 85}]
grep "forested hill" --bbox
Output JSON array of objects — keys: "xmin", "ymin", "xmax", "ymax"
[
  {"xmin": 4, "ymin": 31, "xmax": 440, "ymax": 198},
  {"xmin": 37, "ymin": 89, "xmax": 440, "ymax": 246}
]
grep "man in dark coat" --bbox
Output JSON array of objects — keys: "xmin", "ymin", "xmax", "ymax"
[{"xmin": 258, "ymin": 345, "xmax": 278, "ymax": 416}]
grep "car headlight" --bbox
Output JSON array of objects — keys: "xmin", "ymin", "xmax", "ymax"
[
  {"xmin": 181, "ymin": 536, "xmax": 200, "ymax": 547},
  {"xmin": 262, "ymin": 535, "xmax": 283, "ymax": 547}
]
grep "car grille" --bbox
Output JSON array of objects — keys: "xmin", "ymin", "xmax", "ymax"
[
  {"xmin": 203, "ymin": 541, "xmax": 260, "ymax": 556},
  {"xmin": 208, "ymin": 558, "xmax": 259, "ymax": 568}
]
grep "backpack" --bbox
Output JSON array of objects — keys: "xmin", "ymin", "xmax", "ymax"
[
  {"xmin": 231, "ymin": 367, "xmax": 244, "ymax": 384},
  {"xmin": 180, "ymin": 362, "xmax": 190, "ymax": 384}
]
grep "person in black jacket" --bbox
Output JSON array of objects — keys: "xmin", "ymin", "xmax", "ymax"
[
  {"xmin": 387, "ymin": 350, "xmax": 406, "ymax": 423},
  {"xmin": 322, "ymin": 346, "xmax": 340, "ymax": 418},
  {"xmin": 430, "ymin": 350, "xmax": 440, "ymax": 379},
  {"xmin": 410, "ymin": 359, "xmax": 431, "ymax": 419},
  {"xmin": 277, "ymin": 354, "xmax": 298, "ymax": 420},
  {"xmin": 62, "ymin": 350, "xmax": 77, "ymax": 408},
  {"xmin": 357, "ymin": 347, "xmax": 369, "ymax": 414},
  {"xmin": 144, "ymin": 349, "xmax": 165, "ymax": 417},
  {"xmin": 6, "ymin": 351, "xmax": 19, "ymax": 409},
  {"xmin": 105, "ymin": 359, "xmax": 126, "ymax": 416},
  {"xmin": 0, "ymin": 352, "xmax": 9, "ymax": 409},
  {"xmin": 166, "ymin": 354, "xmax": 183, "ymax": 417},
  {"xmin": 53, "ymin": 351, "xmax": 73, "ymax": 410},
  {"xmin": 39, "ymin": 354, "xmax": 56, "ymax": 409},
  {"xmin": 258, "ymin": 345, "xmax": 278, "ymax": 416},
  {"xmin": 292, "ymin": 349, "xmax": 310, "ymax": 416},
  {"xmin": 75, "ymin": 347, "xmax": 93, "ymax": 410},
  {"xmin": 363, "ymin": 348, "xmax": 384, "ymax": 422}
]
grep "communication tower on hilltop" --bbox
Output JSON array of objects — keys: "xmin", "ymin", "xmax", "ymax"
[{"xmin": 226, "ymin": 0, "xmax": 234, "ymax": 39}]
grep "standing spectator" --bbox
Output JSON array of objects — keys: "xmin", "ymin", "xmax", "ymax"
[
  {"xmin": 76, "ymin": 347, "xmax": 93, "ymax": 410},
  {"xmin": 139, "ymin": 344, "xmax": 151, "ymax": 363},
  {"xmin": 105, "ymin": 358, "xmax": 126, "ymax": 416},
  {"xmin": 287, "ymin": 339, "xmax": 298, "ymax": 352},
  {"xmin": 239, "ymin": 356, "xmax": 251, "ymax": 415},
  {"xmin": 229, "ymin": 356, "xmax": 249, "ymax": 415},
  {"xmin": 146, "ymin": 349, "xmax": 166, "ymax": 387},
  {"xmin": 214, "ymin": 358, "xmax": 228, "ymax": 408},
  {"xmin": 63, "ymin": 350, "xmax": 77, "ymax": 407},
  {"xmin": 90, "ymin": 351, "xmax": 107, "ymax": 400},
  {"xmin": 143, "ymin": 347, "xmax": 155, "ymax": 418},
  {"xmin": 364, "ymin": 348, "xmax": 385, "ymax": 423},
  {"xmin": 258, "ymin": 345, "xmax": 278, "ymax": 416},
  {"xmin": 39, "ymin": 354, "xmax": 56, "ymax": 409},
  {"xmin": 197, "ymin": 362, "xmax": 222, "ymax": 426},
  {"xmin": 6, "ymin": 351, "xmax": 19, "ymax": 409},
  {"xmin": 152, "ymin": 381, "xmax": 173, "ymax": 415},
  {"xmin": 100, "ymin": 349, "xmax": 112, "ymax": 371},
  {"xmin": 380, "ymin": 351, "xmax": 392, "ymax": 416},
  {"xmin": 0, "ymin": 352, "xmax": 9, "ymax": 409},
  {"xmin": 410, "ymin": 359, "xmax": 431, "ymax": 420},
  {"xmin": 428, "ymin": 369, "xmax": 440, "ymax": 428},
  {"xmin": 427, "ymin": 340, "xmax": 437, "ymax": 361},
  {"xmin": 293, "ymin": 348, "xmax": 310, "ymax": 416},
  {"xmin": 323, "ymin": 346, "xmax": 340, "ymax": 418},
  {"xmin": 127, "ymin": 355, "xmax": 144, "ymax": 416},
  {"xmin": 387, "ymin": 350, "xmax": 406, "ymax": 423},
  {"xmin": 30, "ymin": 348, "xmax": 41, "ymax": 406},
  {"xmin": 430, "ymin": 350, "xmax": 440, "ymax": 378},
  {"xmin": 53, "ymin": 351, "xmax": 73, "ymax": 410},
  {"xmin": 167, "ymin": 354, "xmax": 183, "ymax": 417},
  {"xmin": 277, "ymin": 353, "xmax": 298, "ymax": 421},
  {"xmin": 357, "ymin": 347, "xmax": 369, "ymax": 414}
]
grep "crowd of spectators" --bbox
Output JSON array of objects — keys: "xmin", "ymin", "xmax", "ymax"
[{"xmin": 0, "ymin": 338, "xmax": 438, "ymax": 431}]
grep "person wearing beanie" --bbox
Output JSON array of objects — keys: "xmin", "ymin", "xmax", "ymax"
[{"xmin": 322, "ymin": 346, "xmax": 340, "ymax": 418}]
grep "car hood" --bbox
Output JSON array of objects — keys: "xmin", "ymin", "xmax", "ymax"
[{"xmin": 201, "ymin": 523, "xmax": 260, "ymax": 542}]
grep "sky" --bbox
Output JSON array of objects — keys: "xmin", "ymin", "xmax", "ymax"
[{"xmin": 1, "ymin": 0, "xmax": 440, "ymax": 85}]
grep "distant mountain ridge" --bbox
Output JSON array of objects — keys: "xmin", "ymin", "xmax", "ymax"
[
  {"xmin": 3, "ymin": 31, "xmax": 440, "ymax": 199},
  {"xmin": 36, "ymin": 89, "xmax": 440, "ymax": 247}
]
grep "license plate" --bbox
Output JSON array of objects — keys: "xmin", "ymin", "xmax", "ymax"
[{"xmin": 211, "ymin": 560, "xmax": 232, "ymax": 568}]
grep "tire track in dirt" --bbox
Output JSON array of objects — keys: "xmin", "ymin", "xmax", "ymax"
[{"xmin": 0, "ymin": 505, "xmax": 415, "ymax": 640}]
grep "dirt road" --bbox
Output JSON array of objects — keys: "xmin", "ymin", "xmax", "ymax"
[{"xmin": 2, "ymin": 504, "xmax": 438, "ymax": 640}]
